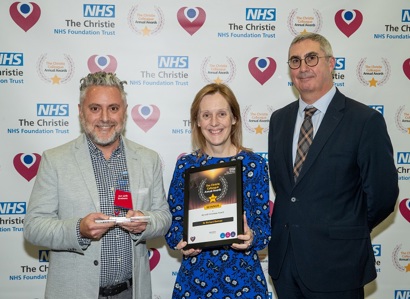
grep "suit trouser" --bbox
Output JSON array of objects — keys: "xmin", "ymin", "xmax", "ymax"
[{"xmin": 272, "ymin": 238, "xmax": 364, "ymax": 299}]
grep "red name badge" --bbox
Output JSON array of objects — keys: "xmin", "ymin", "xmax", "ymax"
[{"xmin": 114, "ymin": 189, "xmax": 133, "ymax": 210}]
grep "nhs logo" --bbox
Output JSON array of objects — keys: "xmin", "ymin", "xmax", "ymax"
[
  {"xmin": 0, "ymin": 52, "xmax": 23, "ymax": 66},
  {"xmin": 373, "ymin": 244, "xmax": 381, "ymax": 256},
  {"xmin": 395, "ymin": 290, "xmax": 410, "ymax": 299},
  {"xmin": 402, "ymin": 10, "xmax": 410, "ymax": 22},
  {"xmin": 158, "ymin": 56, "xmax": 189, "ymax": 68},
  {"xmin": 246, "ymin": 8, "xmax": 276, "ymax": 21},
  {"xmin": 369, "ymin": 105, "xmax": 384, "ymax": 115},
  {"xmin": 0, "ymin": 202, "xmax": 26, "ymax": 215},
  {"xmin": 39, "ymin": 250, "xmax": 50, "ymax": 262},
  {"xmin": 397, "ymin": 152, "xmax": 410, "ymax": 164},
  {"xmin": 83, "ymin": 4, "xmax": 115, "ymax": 17},
  {"xmin": 334, "ymin": 57, "xmax": 345, "ymax": 70},
  {"xmin": 37, "ymin": 104, "xmax": 69, "ymax": 117}
]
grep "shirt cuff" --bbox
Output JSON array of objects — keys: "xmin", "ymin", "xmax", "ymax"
[{"xmin": 76, "ymin": 218, "xmax": 91, "ymax": 248}]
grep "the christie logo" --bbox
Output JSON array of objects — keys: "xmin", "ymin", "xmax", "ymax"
[
  {"xmin": 402, "ymin": 10, "xmax": 410, "ymax": 22},
  {"xmin": 177, "ymin": 7, "xmax": 206, "ymax": 36},
  {"xmin": 334, "ymin": 57, "xmax": 345, "ymax": 70},
  {"xmin": 39, "ymin": 250, "xmax": 50, "ymax": 262},
  {"xmin": 397, "ymin": 152, "xmax": 410, "ymax": 164},
  {"xmin": 9, "ymin": 2, "xmax": 41, "ymax": 32},
  {"xmin": 0, "ymin": 202, "xmax": 26, "ymax": 215},
  {"xmin": 158, "ymin": 56, "xmax": 189, "ymax": 69},
  {"xmin": 13, "ymin": 153, "xmax": 41, "ymax": 182},
  {"xmin": 149, "ymin": 248, "xmax": 160, "ymax": 270},
  {"xmin": 395, "ymin": 290, "xmax": 410, "ymax": 299},
  {"xmin": 37, "ymin": 104, "xmax": 69, "ymax": 116},
  {"xmin": 83, "ymin": 4, "xmax": 115, "ymax": 18},
  {"xmin": 373, "ymin": 244, "xmax": 382, "ymax": 272},
  {"xmin": 0, "ymin": 52, "xmax": 23, "ymax": 66},
  {"xmin": 369, "ymin": 105, "xmax": 384, "ymax": 115},
  {"xmin": 246, "ymin": 8, "xmax": 276, "ymax": 21},
  {"xmin": 373, "ymin": 244, "xmax": 381, "ymax": 256}
]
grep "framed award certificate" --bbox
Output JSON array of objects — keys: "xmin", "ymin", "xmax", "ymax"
[{"xmin": 183, "ymin": 160, "xmax": 243, "ymax": 249}]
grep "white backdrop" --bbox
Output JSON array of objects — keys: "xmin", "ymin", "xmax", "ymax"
[{"xmin": 1, "ymin": 1, "xmax": 410, "ymax": 298}]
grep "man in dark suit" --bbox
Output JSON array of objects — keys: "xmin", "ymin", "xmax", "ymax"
[{"xmin": 268, "ymin": 33, "xmax": 399, "ymax": 299}]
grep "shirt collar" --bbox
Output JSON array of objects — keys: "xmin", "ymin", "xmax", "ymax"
[
  {"xmin": 298, "ymin": 86, "xmax": 336, "ymax": 115},
  {"xmin": 86, "ymin": 135, "xmax": 124, "ymax": 157}
]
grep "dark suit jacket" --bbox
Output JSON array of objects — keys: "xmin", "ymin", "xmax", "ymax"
[{"xmin": 267, "ymin": 89, "xmax": 398, "ymax": 292}]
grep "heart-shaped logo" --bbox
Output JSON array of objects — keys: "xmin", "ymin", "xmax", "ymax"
[
  {"xmin": 403, "ymin": 58, "xmax": 410, "ymax": 80},
  {"xmin": 148, "ymin": 248, "xmax": 160, "ymax": 271},
  {"xmin": 190, "ymin": 236, "xmax": 196, "ymax": 242},
  {"xmin": 248, "ymin": 57, "xmax": 276, "ymax": 85},
  {"xmin": 399, "ymin": 198, "xmax": 410, "ymax": 223},
  {"xmin": 13, "ymin": 153, "xmax": 41, "ymax": 182},
  {"xmin": 131, "ymin": 105, "xmax": 160, "ymax": 133},
  {"xmin": 334, "ymin": 9, "xmax": 363, "ymax": 38},
  {"xmin": 177, "ymin": 7, "xmax": 206, "ymax": 35},
  {"xmin": 87, "ymin": 55, "xmax": 117, "ymax": 73},
  {"xmin": 9, "ymin": 2, "xmax": 41, "ymax": 32}
]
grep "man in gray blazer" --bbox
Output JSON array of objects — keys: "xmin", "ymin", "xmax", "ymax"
[{"xmin": 24, "ymin": 72, "xmax": 171, "ymax": 299}]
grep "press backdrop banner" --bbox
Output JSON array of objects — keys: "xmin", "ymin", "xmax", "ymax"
[{"xmin": 1, "ymin": 1, "xmax": 410, "ymax": 298}]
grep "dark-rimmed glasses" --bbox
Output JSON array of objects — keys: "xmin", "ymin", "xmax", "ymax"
[{"xmin": 287, "ymin": 55, "xmax": 330, "ymax": 69}]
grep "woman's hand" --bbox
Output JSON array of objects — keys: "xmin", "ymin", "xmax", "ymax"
[
  {"xmin": 231, "ymin": 214, "xmax": 254, "ymax": 251},
  {"xmin": 175, "ymin": 240, "xmax": 202, "ymax": 257}
]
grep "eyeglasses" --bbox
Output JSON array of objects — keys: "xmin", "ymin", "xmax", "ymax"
[{"xmin": 287, "ymin": 55, "xmax": 330, "ymax": 69}]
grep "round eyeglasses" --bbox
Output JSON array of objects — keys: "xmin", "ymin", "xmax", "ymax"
[{"xmin": 287, "ymin": 55, "xmax": 330, "ymax": 69}]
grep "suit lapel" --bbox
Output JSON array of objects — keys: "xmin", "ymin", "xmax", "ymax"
[
  {"xmin": 295, "ymin": 90, "xmax": 345, "ymax": 184},
  {"xmin": 284, "ymin": 103, "xmax": 299, "ymax": 184},
  {"xmin": 123, "ymin": 138, "xmax": 141, "ymax": 210},
  {"xmin": 74, "ymin": 135, "xmax": 100, "ymax": 211}
]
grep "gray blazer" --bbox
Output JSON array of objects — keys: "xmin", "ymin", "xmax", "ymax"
[{"xmin": 24, "ymin": 134, "xmax": 172, "ymax": 299}]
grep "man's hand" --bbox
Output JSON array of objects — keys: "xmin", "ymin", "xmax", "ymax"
[
  {"xmin": 79, "ymin": 213, "xmax": 115, "ymax": 240},
  {"xmin": 119, "ymin": 210, "xmax": 148, "ymax": 234}
]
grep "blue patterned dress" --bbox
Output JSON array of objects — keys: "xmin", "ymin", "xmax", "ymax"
[{"xmin": 165, "ymin": 150, "xmax": 271, "ymax": 299}]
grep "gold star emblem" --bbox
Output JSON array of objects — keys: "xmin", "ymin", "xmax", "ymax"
[
  {"xmin": 255, "ymin": 125, "xmax": 263, "ymax": 134},
  {"xmin": 301, "ymin": 29, "xmax": 308, "ymax": 34},
  {"xmin": 209, "ymin": 194, "xmax": 217, "ymax": 202},
  {"xmin": 405, "ymin": 263, "xmax": 410, "ymax": 272},
  {"xmin": 141, "ymin": 26, "xmax": 151, "ymax": 36},
  {"xmin": 51, "ymin": 75, "xmax": 61, "ymax": 85},
  {"xmin": 214, "ymin": 76, "xmax": 223, "ymax": 84},
  {"xmin": 368, "ymin": 77, "xmax": 378, "ymax": 87}
]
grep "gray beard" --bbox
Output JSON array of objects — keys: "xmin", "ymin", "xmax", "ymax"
[{"xmin": 80, "ymin": 118, "xmax": 124, "ymax": 147}]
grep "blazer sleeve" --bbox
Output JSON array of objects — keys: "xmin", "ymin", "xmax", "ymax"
[
  {"xmin": 358, "ymin": 111, "xmax": 399, "ymax": 230},
  {"xmin": 133, "ymin": 150, "xmax": 172, "ymax": 242},
  {"xmin": 23, "ymin": 151, "xmax": 83, "ymax": 252}
]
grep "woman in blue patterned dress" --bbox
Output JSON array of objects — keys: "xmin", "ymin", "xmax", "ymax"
[{"xmin": 165, "ymin": 83, "xmax": 271, "ymax": 299}]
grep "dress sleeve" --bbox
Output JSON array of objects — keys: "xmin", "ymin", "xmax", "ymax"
[
  {"xmin": 242, "ymin": 153, "xmax": 271, "ymax": 251},
  {"xmin": 165, "ymin": 158, "xmax": 187, "ymax": 249}
]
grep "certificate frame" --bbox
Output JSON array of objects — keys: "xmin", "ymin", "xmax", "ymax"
[{"xmin": 183, "ymin": 160, "xmax": 243, "ymax": 249}]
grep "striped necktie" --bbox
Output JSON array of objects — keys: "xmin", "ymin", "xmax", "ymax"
[{"xmin": 293, "ymin": 107, "xmax": 317, "ymax": 180}]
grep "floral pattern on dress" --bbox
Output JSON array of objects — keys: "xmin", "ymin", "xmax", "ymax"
[{"xmin": 165, "ymin": 151, "xmax": 271, "ymax": 299}]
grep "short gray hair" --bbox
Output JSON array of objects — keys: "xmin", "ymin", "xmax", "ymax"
[
  {"xmin": 79, "ymin": 72, "xmax": 127, "ymax": 105},
  {"xmin": 289, "ymin": 33, "xmax": 333, "ymax": 57}
]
